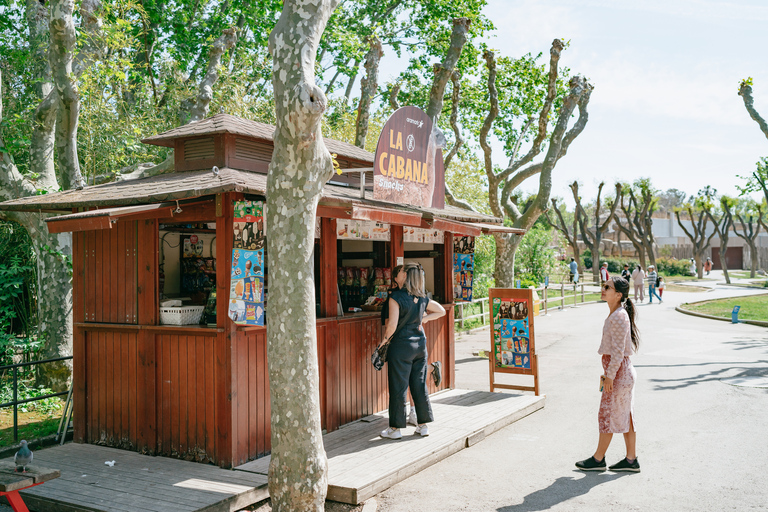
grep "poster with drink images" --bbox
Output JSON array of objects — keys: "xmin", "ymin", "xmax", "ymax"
[
  {"xmin": 453, "ymin": 236, "xmax": 475, "ymax": 302},
  {"xmin": 403, "ymin": 226, "xmax": 444, "ymax": 244},
  {"xmin": 230, "ymin": 200, "xmax": 265, "ymax": 325},
  {"xmin": 492, "ymin": 297, "xmax": 531, "ymax": 369},
  {"xmin": 336, "ymin": 220, "xmax": 390, "ymax": 241}
]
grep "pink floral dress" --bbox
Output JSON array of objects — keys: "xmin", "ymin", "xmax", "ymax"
[{"xmin": 598, "ymin": 307, "xmax": 637, "ymax": 434}]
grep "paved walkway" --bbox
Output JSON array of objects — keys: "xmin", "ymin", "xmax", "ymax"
[{"xmin": 375, "ymin": 278, "xmax": 768, "ymax": 511}]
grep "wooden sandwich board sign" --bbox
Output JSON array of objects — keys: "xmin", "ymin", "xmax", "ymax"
[{"xmin": 489, "ymin": 288, "xmax": 540, "ymax": 395}]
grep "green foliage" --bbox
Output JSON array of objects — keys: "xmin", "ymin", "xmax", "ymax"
[
  {"xmin": 0, "ymin": 382, "xmax": 61, "ymax": 415},
  {"xmin": 472, "ymin": 235, "xmax": 496, "ymax": 298},
  {"xmin": 580, "ymin": 250, "xmax": 638, "ymax": 274},
  {"xmin": 654, "ymin": 257, "xmax": 691, "ymax": 276},
  {"xmin": 0, "ymin": 222, "xmax": 36, "ymax": 338},
  {"xmin": 515, "ymin": 226, "xmax": 558, "ymax": 285}
]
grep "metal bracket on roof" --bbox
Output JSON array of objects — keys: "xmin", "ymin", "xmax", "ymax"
[{"xmin": 175, "ymin": 200, "xmax": 183, "ymax": 214}]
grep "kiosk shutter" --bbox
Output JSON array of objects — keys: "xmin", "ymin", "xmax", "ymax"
[{"xmin": 80, "ymin": 221, "xmax": 139, "ymax": 324}]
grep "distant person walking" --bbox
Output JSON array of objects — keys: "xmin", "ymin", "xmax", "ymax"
[
  {"xmin": 621, "ymin": 264, "xmax": 631, "ymax": 281},
  {"xmin": 704, "ymin": 257, "xmax": 713, "ymax": 276},
  {"xmin": 689, "ymin": 258, "xmax": 696, "ymax": 276},
  {"xmin": 657, "ymin": 276, "xmax": 665, "ymax": 298},
  {"xmin": 646, "ymin": 265, "xmax": 662, "ymax": 304},
  {"xmin": 569, "ymin": 257, "xmax": 578, "ymax": 283},
  {"xmin": 600, "ymin": 262, "xmax": 610, "ymax": 285},
  {"xmin": 631, "ymin": 265, "xmax": 645, "ymax": 302},
  {"xmin": 576, "ymin": 276, "xmax": 640, "ymax": 472}
]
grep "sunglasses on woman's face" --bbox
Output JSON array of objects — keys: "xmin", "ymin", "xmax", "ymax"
[{"xmin": 603, "ymin": 284, "xmax": 614, "ymax": 291}]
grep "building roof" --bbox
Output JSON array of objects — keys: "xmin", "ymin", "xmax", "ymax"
[
  {"xmin": 0, "ymin": 167, "xmax": 501, "ymax": 225},
  {"xmin": 141, "ymin": 113, "xmax": 375, "ymax": 164}
]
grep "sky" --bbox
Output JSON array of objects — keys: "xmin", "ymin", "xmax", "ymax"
[{"xmin": 374, "ymin": 0, "xmax": 768, "ymax": 208}]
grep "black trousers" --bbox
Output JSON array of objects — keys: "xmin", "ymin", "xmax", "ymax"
[{"xmin": 387, "ymin": 337, "xmax": 434, "ymax": 428}]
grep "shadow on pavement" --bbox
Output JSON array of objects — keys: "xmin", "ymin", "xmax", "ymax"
[
  {"xmin": 637, "ymin": 361, "xmax": 768, "ymax": 390},
  {"xmin": 496, "ymin": 472, "xmax": 628, "ymax": 511}
]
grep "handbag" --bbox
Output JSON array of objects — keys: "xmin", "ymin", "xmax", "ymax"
[
  {"xmin": 371, "ymin": 337, "xmax": 391, "ymax": 371},
  {"xmin": 431, "ymin": 361, "xmax": 442, "ymax": 387}
]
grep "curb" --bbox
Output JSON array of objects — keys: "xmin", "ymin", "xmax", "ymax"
[{"xmin": 676, "ymin": 294, "xmax": 768, "ymax": 327}]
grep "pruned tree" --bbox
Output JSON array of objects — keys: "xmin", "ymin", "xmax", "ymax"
[
  {"xmin": 476, "ymin": 42, "xmax": 593, "ymax": 287},
  {"xmin": 739, "ymin": 78, "xmax": 768, "ymax": 140},
  {"xmin": 353, "ymin": 35, "xmax": 383, "ymax": 148},
  {"xmin": 705, "ymin": 196, "xmax": 735, "ymax": 284},
  {"xmin": 266, "ymin": 0, "xmax": 339, "ymax": 509},
  {"xmin": 732, "ymin": 202, "xmax": 763, "ymax": 278},
  {"xmin": 675, "ymin": 200, "xmax": 717, "ymax": 279},
  {"xmin": 571, "ymin": 182, "xmax": 620, "ymax": 283},
  {"xmin": 546, "ymin": 198, "xmax": 583, "ymax": 278},
  {"xmin": 0, "ymin": 0, "xmax": 103, "ymax": 390},
  {"xmin": 615, "ymin": 179, "xmax": 658, "ymax": 269}
]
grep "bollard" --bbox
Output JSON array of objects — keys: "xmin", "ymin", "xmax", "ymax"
[{"xmin": 732, "ymin": 305, "xmax": 741, "ymax": 324}]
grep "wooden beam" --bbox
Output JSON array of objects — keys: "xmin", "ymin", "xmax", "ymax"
[
  {"xmin": 429, "ymin": 218, "xmax": 483, "ymax": 237},
  {"xmin": 317, "ymin": 205, "xmax": 352, "ymax": 219},
  {"xmin": 390, "ymin": 225, "xmax": 404, "ymax": 269},
  {"xmin": 47, "ymin": 215, "xmax": 112, "ymax": 234},
  {"xmin": 157, "ymin": 202, "xmax": 216, "ymax": 224},
  {"xmin": 351, "ymin": 205, "xmax": 421, "ymax": 226}
]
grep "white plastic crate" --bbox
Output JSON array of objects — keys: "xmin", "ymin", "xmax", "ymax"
[{"xmin": 159, "ymin": 306, "xmax": 205, "ymax": 325}]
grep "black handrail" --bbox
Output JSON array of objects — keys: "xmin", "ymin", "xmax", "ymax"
[{"xmin": 0, "ymin": 355, "xmax": 73, "ymax": 444}]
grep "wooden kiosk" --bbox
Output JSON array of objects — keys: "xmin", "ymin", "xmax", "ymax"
[{"xmin": 0, "ymin": 113, "xmax": 522, "ymax": 468}]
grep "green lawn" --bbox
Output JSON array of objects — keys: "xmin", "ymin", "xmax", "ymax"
[
  {"xmin": 681, "ymin": 294, "xmax": 768, "ymax": 321},
  {"xmin": 0, "ymin": 411, "xmax": 62, "ymax": 449}
]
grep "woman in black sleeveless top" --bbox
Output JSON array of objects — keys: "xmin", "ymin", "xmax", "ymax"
[{"xmin": 379, "ymin": 263, "xmax": 446, "ymax": 439}]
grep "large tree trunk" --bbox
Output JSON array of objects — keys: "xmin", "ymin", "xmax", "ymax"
[
  {"xmin": 354, "ymin": 36, "xmax": 382, "ymax": 148},
  {"xmin": 266, "ymin": 1, "xmax": 339, "ymax": 509},
  {"xmin": 718, "ymin": 236, "xmax": 730, "ymax": 284},
  {"xmin": 493, "ymin": 232, "xmax": 523, "ymax": 288}
]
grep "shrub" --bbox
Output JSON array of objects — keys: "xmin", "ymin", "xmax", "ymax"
[
  {"xmin": 581, "ymin": 252, "xmax": 639, "ymax": 276},
  {"xmin": 655, "ymin": 257, "xmax": 691, "ymax": 276}
]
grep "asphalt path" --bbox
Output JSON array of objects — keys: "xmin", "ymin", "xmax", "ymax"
[{"xmin": 375, "ymin": 282, "xmax": 768, "ymax": 512}]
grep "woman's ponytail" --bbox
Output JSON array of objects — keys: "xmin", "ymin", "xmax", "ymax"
[{"xmin": 623, "ymin": 297, "xmax": 640, "ymax": 352}]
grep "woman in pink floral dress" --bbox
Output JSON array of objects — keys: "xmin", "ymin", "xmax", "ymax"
[{"xmin": 576, "ymin": 276, "xmax": 641, "ymax": 472}]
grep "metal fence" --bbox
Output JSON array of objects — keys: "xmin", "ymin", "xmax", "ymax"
[
  {"xmin": 0, "ymin": 355, "xmax": 72, "ymax": 443},
  {"xmin": 455, "ymin": 281, "xmax": 603, "ymax": 329}
]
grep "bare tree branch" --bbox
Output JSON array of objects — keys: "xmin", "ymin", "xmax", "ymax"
[
  {"xmin": 496, "ymin": 39, "xmax": 564, "ymax": 182},
  {"xmin": 354, "ymin": 35, "xmax": 383, "ymax": 148},
  {"xmin": 733, "ymin": 206, "xmax": 763, "ymax": 277},
  {"xmin": 443, "ymin": 71, "xmax": 463, "ymax": 170},
  {"xmin": 739, "ymin": 80, "xmax": 768, "ymax": 140},
  {"xmin": 425, "ymin": 18, "xmax": 471, "ymax": 121},
  {"xmin": 187, "ymin": 27, "xmax": 238, "ymax": 123},
  {"xmin": 388, "ymin": 81, "xmax": 401, "ymax": 110},
  {"xmin": 479, "ymin": 50, "xmax": 502, "ymax": 218},
  {"xmin": 546, "ymin": 197, "xmax": 582, "ymax": 275}
]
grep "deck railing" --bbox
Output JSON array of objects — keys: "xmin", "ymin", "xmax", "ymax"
[{"xmin": 0, "ymin": 355, "xmax": 72, "ymax": 443}]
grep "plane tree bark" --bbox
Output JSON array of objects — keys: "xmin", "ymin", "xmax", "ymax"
[
  {"xmin": 571, "ymin": 181, "xmax": 620, "ymax": 283},
  {"xmin": 739, "ymin": 79, "xmax": 768, "ymax": 140},
  {"xmin": 675, "ymin": 205, "xmax": 717, "ymax": 279},
  {"xmin": 353, "ymin": 35, "xmax": 382, "ymax": 148},
  {"xmin": 615, "ymin": 182, "xmax": 657, "ymax": 269},
  {"xmin": 266, "ymin": 0, "xmax": 339, "ymax": 509},
  {"xmin": 732, "ymin": 205, "xmax": 762, "ymax": 278}
]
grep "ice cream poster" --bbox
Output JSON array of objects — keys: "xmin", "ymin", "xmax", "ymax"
[
  {"xmin": 233, "ymin": 200, "xmax": 265, "ymax": 250},
  {"xmin": 229, "ymin": 248, "xmax": 265, "ymax": 325},
  {"xmin": 230, "ymin": 199, "xmax": 266, "ymax": 326},
  {"xmin": 492, "ymin": 298, "xmax": 531, "ymax": 369},
  {"xmin": 453, "ymin": 253, "xmax": 474, "ymax": 302}
]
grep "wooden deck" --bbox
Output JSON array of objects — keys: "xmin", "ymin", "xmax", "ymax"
[
  {"xmin": 5, "ymin": 444, "xmax": 268, "ymax": 512},
  {"xmin": 235, "ymin": 388, "xmax": 545, "ymax": 504}
]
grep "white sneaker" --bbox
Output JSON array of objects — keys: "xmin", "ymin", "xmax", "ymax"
[
  {"xmin": 407, "ymin": 409, "xmax": 418, "ymax": 426},
  {"xmin": 380, "ymin": 427, "xmax": 402, "ymax": 440},
  {"xmin": 414, "ymin": 424, "xmax": 429, "ymax": 437}
]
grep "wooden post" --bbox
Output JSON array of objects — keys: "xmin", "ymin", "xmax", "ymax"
[
  {"xmin": 458, "ymin": 302, "xmax": 464, "ymax": 329},
  {"xmin": 136, "ymin": 219, "xmax": 158, "ymax": 454},
  {"xmin": 479, "ymin": 299, "xmax": 485, "ymax": 325},
  {"xmin": 560, "ymin": 283, "xmax": 564, "ymax": 310},
  {"xmin": 544, "ymin": 286, "xmax": 548, "ymax": 315},
  {"xmin": 441, "ymin": 232, "xmax": 454, "ymax": 304},
  {"xmin": 574, "ymin": 282, "xmax": 577, "ymax": 307},
  {"xmin": 581, "ymin": 282, "xmax": 585, "ymax": 302},
  {"xmin": 319, "ymin": 218, "xmax": 338, "ymax": 317},
  {"xmin": 390, "ymin": 225, "xmax": 404, "ymax": 270}
]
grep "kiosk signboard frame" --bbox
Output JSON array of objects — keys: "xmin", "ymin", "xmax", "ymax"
[{"xmin": 489, "ymin": 287, "xmax": 540, "ymax": 395}]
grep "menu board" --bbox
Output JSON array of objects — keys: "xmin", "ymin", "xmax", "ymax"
[
  {"xmin": 336, "ymin": 220, "xmax": 390, "ymax": 240},
  {"xmin": 488, "ymin": 288, "xmax": 539, "ymax": 395},
  {"xmin": 493, "ymin": 298, "xmax": 531, "ymax": 369},
  {"xmin": 229, "ymin": 201, "xmax": 265, "ymax": 325},
  {"xmin": 453, "ymin": 236, "xmax": 475, "ymax": 302},
  {"xmin": 403, "ymin": 226, "xmax": 444, "ymax": 244}
]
